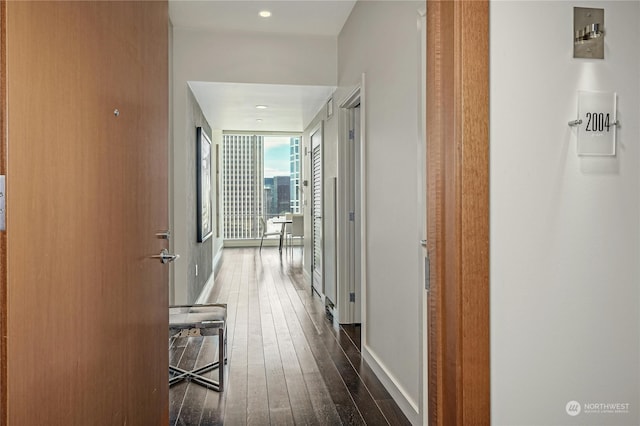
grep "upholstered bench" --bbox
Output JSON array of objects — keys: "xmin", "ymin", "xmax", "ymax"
[{"xmin": 169, "ymin": 303, "xmax": 227, "ymax": 391}]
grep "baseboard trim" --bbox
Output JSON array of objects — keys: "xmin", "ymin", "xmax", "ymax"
[
  {"xmin": 213, "ymin": 248, "xmax": 223, "ymax": 277},
  {"xmin": 362, "ymin": 345, "xmax": 420, "ymax": 425},
  {"xmin": 303, "ymin": 268, "xmax": 312, "ymax": 287},
  {"xmin": 223, "ymin": 239, "xmax": 279, "ymax": 248},
  {"xmin": 195, "ymin": 273, "xmax": 215, "ymax": 304},
  {"xmin": 194, "ymin": 248, "xmax": 224, "ymax": 304}
]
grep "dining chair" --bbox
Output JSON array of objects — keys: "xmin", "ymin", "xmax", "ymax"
[
  {"xmin": 288, "ymin": 214, "xmax": 304, "ymax": 251},
  {"xmin": 284, "ymin": 212, "xmax": 293, "ymax": 251},
  {"xmin": 259, "ymin": 216, "xmax": 281, "ymax": 251}
]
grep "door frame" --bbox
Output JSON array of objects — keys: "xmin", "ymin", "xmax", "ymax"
[
  {"xmin": 426, "ymin": 1, "xmax": 490, "ymax": 425},
  {"xmin": 418, "ymin": 6, "xmax": 428, "ymax": 424},
  {"xmin": 0, "ymin": 1, "xmax": 7, "ymax": 423},
  {"xmin": 337, "ymin": 81, "xmax": 365, "ymax": 326}
]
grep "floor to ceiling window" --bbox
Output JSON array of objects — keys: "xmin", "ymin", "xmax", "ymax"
[{"xmin": 223, "ymin": 133, "xmax": 301, "ymax": 240}]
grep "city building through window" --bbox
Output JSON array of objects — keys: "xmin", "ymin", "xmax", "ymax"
[{"xmin": 223, "ymin": 134, "xmax": 301, "ymax": 240}]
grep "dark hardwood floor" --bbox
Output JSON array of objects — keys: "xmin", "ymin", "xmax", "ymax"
[{"xmin": 169, "ymin": 247, "xmax": 411, "ymax": 426}]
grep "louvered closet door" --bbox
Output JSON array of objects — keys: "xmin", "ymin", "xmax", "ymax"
[{"xmin": 311, "ymin": 127, "xmax": 323, "ymax": 294}]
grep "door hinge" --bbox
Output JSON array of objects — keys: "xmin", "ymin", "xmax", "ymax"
[
  {"xmin": 0, "ymin": 176, "xmax": 5, "ymax": 231},
  {"xmin": 349, "ymin": 211, "xmax": 355, "ymax": 222},
  {"xmin": 349, "ymin": 292, "xmax": 356, "ymax": 302},
  {"xmin": 424, "ymin": 256, "xmax": 430, "ymax": 292},
  {"xmin": 349, "ymin": 130, "xmax": 355, "ymax": 140}
]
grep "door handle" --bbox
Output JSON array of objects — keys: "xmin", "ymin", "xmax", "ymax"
[{"xmin": 151, "ymin": 248, "xmax": 180, "ymax": 264}]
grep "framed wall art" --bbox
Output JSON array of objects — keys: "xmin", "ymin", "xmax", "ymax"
[{"xmin": 196, "ymin": 127, "xmax": 213, "ymax": 242}]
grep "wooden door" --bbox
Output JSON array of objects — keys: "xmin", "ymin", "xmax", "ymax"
[
  {"xmin": 426, "ymin": 1, "xmax": 490, "ymax": 424},
  {"xmin": 2, "ymin": 2, "xmax": 169, "ymax": 424}
]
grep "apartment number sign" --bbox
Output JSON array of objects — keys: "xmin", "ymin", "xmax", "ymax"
[{"xmin": 576, "ymin": 91, "xmax": 617, "ymax": 156}]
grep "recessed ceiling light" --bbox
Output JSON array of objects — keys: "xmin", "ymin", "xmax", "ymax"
[
  {"xmin": 256, "ymin": 119, "xmax": 263, "ymax": 122},
  {"xmin": 255, "ymin": 105, "xmax": 268, "ymax": 109},
  {"xmin": 259, "ymin": 10, "xmax": 271, "ymax": 18}
]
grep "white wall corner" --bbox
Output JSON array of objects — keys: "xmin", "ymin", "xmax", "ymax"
[
  {"xmin": 171, "ymin": 85, "xmax": 189, "ymax": 305},
  {"xmin": 363, "ymin": 345, "xmax": 421, "ymax": 425}
]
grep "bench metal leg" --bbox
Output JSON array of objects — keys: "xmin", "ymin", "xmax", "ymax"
[
  {"xmin": 169, "ymin": 327, "xmax": 226, "ymax": 392},
  {"xmin": 218, "ymin": 327, "xmax": 224, "ymax": 391}
]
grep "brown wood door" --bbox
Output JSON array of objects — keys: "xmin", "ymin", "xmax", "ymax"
[{"xmin": 2, "ymin": 1, "xmax": 169, "ymax": 424}]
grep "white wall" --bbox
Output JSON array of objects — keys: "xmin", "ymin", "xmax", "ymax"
[
  {"xmin": 337, "ymin": 1, "xmax": 423, "ymax": 423},
  {"xmin": 491, "ymin": 2, "xmax": 640, "ymax": 425},
  {"xmin": 171, "ymin": 27, "xmax": 337, "ymax": 302},
  {"xmin": 169, "ymin": 21, "xmax": 175, "ymax": 301}
]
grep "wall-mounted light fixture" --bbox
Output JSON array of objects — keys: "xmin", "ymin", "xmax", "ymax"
[
  {"xmin": 575, "ymin": 23, "xmax": 603, "ymax": 44},
  {"xmin": 574, "ymin": 7, "xmax": 604, "ymax": 59}
]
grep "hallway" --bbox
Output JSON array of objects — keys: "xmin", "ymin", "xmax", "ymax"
[{"xmin": 169, "ymin": 248, "xmax": 410, "ymax": 425}]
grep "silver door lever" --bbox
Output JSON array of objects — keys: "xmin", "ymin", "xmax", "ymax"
[{"xmin": 151, "ymin": 248, "xmax": 180, "ymax": 264}]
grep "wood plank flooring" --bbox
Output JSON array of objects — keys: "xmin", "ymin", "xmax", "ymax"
[{"xmin": 169, "ymin": 247, "xmax": 411, "ymax": 426}]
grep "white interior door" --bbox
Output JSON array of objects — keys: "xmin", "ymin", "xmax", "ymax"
[
  {"xmin": 338, "ymin": 85, "xmax": 364, "ymax": 326},
  {"xmin": 348, "ymin": 106, "xmax": 362, "ymax": 323},
  {"xmin": 311, "ymin": 124, "xmax": 323, "ymax": 295}
]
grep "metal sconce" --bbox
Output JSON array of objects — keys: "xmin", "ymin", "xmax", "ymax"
[
  {"xmin": 574, "ymin": 7, "xmax": 604, "ymax": 59},
  {"xmin": 575, "ymin": 23, "xmax": 602, "ymax": 43}
]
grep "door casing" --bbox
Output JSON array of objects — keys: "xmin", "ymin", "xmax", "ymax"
[
  {"xmin": 426, "ymin": 1, "xmax": 490, "ymax": 424},
  {"xmin": 0, "ymin": 1, "xmax": 7, "ymax": 421}
]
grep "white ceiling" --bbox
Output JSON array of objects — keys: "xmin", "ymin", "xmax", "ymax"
[
  {"xmin": 189, "ymin": 82, "xmax": 335, "ymax": 132},
  {"xmin": 170, "ymin": 1, "xmax": 354, "ymax": 132},
  {"xmin": 169, "ymin": 0, "xmax": 356, "ymax": 36}
]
